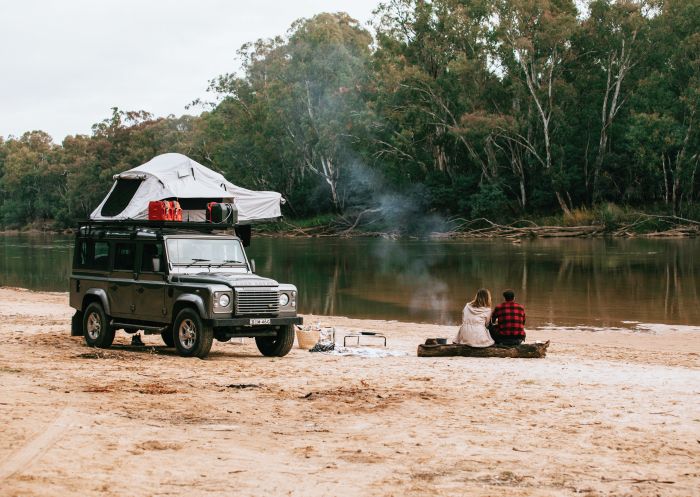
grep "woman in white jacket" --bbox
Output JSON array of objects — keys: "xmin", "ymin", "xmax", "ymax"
[{"xmin": 453, "ymin": 288, "xmax": 495, "ymax": 347}]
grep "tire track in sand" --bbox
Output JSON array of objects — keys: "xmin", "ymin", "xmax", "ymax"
[{"xmin": 0, "ymin": 408, "xmax": 76, "ymax": 481}]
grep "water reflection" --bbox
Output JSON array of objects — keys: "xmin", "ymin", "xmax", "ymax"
[
  {"xmin": 248, "ymin": 237, "xmax": 700, "ymax": 327},
  {"xmin": 0, "ymin": 235, "xmax": 73, "ymax": 292},
  {"xmin": 1, "ymin": 234, "xmax": 698, "ymax": 327}
]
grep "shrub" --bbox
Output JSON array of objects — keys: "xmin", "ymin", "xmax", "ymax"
[
  {"xmin": 469, "ymin": 183, "xmax": 509, "ymax": 222},
  {"xmin": 563, "ymin": 207, "xmax": 595, "ymax": 226},
  {"xmin": 593, "ymin": 203, "xmax": 625, "ymax": 230}
]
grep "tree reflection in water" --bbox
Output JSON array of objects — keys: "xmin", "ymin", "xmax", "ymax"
[{"xmin": 247, "ymin": 237, "xmax": 700, "ymax": 328}]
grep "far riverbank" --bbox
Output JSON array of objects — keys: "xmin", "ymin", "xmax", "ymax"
[{"xmin": 2, "ymin": 205, "xmax": 700, "ymax": 239}]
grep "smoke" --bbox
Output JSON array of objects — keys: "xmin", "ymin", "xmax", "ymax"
[
  {"xmin": 370, "ymin": 236, "xmax": 455, "ymax": 325},
  {"xmin": 342, "ymin": 161, "xmax": 449, "ymax": 237}
]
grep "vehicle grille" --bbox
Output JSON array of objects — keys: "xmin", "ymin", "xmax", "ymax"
[{"xmin": 235, "ymin": 288, "xmax": 279, "ymax": 315}]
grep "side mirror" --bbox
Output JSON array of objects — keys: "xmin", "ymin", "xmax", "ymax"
[{"xmin": 250, "ymin": 259, "xmax": 256, "ymax": 273}]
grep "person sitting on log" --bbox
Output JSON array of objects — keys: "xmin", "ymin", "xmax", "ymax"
[
  {"xmin": 453, "ymin": 288, "xmax": 495, "ymax": 347},
  {"xmin": 489, "ymin": 289, "xmax": 526, "ymax": 346}
]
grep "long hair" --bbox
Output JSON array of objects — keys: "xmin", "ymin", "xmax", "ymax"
[{"xmin": 470, "ymin": 288, "xmax": 492, "ymax": 309}]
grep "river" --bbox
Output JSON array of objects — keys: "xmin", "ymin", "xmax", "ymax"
[{"xmin": 1, "ymin": 234, "xmax": 698, "ymax": 328}]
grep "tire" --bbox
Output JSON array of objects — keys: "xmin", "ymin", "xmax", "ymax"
[
  {"xmin": 173, "ymin": 308, "xmax": 213, "ymax": 358},
  {"xmin": 71, "ymin": 311, "xmax": 84, "ymax": 336},
  {"xmin": 82, "ymin": 302, "xmax": 115, "ymax": 348},
  {"xmin": 255, "ymin": 325, "xmax": 295, "ymax": 357},
  {"xmin": 161, "ymin": 329, "xmax": 175, "ymax": 347}
]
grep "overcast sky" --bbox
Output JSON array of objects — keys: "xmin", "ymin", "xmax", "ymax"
[{"xmin": 0, "ymin": 0, "xmax": 379, "ymax": 142}]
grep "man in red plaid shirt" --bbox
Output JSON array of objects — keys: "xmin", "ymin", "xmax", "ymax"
[{"xmin": 490, "ymin": 289, "xmax": 526, "ymax": 346}]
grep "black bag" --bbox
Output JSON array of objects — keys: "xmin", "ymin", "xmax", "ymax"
[
  {"xmin": 487, "ymin": 321, "xmax": 497, "ymax": 337},
  {"xmin": 206, "ymin": 202, "xmax": 238, "ymax": 225}
]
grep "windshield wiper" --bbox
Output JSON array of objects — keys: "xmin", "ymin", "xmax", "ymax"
[
  {"xmin": 223, "ymin": 259, "xmax": 244, "ymax": 264},
  {"xmin": 184, "ymin": 258, "xmax": 210, "ymax": 267}
]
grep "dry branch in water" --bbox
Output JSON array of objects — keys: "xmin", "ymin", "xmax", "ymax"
[
  {"xmin": 435, "ymin": 214, "xmax": 700, "ymax": 239},
  {"xmin": 270, "ymin": 213, "xmax": 699, "ymax": 239},
  {"xmin": 437, "ymin": 218, "xmax": 603, "ymax": 239}
]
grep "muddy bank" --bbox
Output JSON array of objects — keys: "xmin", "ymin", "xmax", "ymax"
[{"xmin": 0, "ymin": 287, "xmax": 698, "ymax": 497}]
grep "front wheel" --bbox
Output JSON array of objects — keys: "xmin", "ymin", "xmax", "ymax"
[
  {"xmin": 255, "ymin": 325, "xmax": 295, "ymax": 357},
  {"xmin": 82, "ymin": 302, "xmax": 115, "ymax": 348},
  {"xmin": 173, "ymin": 308, "xmax": 213, "ymax": 358}
]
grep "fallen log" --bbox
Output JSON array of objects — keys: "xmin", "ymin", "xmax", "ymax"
[{"xmin": 417, "ymin": 340, "xmax": 550, "ymax": 358}]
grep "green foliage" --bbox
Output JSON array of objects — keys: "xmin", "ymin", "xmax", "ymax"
[
  {"xmin": 468, "ymin": 183, "xmax": 510, "ymax": 221},
  {"xmin": 594, "ymin": 203, "xmax": 626, "ymax": 231},
  {"xmin": 290, "ymin": 214, "xmax": 338, "ymax": 229},
  {"xmin": 0, "ymin": 1, "xmax": 698, "ymax": 230}
]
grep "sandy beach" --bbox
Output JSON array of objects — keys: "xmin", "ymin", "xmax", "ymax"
[{"xmin": 0, "ymin": 286, "xmax": 698, "ymax": 496}]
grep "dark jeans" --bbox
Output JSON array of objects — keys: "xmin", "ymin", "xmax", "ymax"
[
  {"xmin": 489, "ymin": 331, "xmax": 524, "ymax": 346},
  {"xmin": 487, "ymin": 323, "xmax": 524, "ymax": 346},
  {"xmin": 494, "ymin": 337, "xmax": 524, "ymax": 346}
]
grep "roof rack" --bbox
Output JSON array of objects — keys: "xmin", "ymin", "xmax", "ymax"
[
  {"xmin": 77, "ymin": 219, "xmax": 234, "ymax": 233},
  {"xmin": 76, "ymin": 219, "xmax": 253, "ymax": 246}
]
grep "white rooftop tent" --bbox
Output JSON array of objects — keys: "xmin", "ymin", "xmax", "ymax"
[{"xmin": 89, "ymin": 153, "xmax": 282, "ymax": 224}]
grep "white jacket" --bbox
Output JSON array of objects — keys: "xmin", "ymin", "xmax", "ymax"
[{"xmin": 453, "ymin": 303, "xmax": 494, "ymax": 347}]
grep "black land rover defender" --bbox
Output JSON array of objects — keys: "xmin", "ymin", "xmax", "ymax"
[{"xmin": 69, "ymin": 221, "xmax": 302, "ymax": 358}]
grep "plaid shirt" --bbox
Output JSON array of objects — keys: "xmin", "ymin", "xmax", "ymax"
[{"xmin": 491, "ymin": 301, "xmax": 526, "ymax": 337}]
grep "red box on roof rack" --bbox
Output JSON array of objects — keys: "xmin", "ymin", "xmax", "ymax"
[
  {"xmin": 170, "ymin": 201, "xmax": 182, "ymax": 221},
  {"xmin": 148, "ymin": 201, "xmax": 172, "ymax": 221}
]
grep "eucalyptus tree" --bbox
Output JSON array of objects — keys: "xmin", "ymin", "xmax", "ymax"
[
  {"xmin": 370, "ymin": 0, "xmax": 521, "ymax": 220},
  {"xmin": 0, "ymin": 131, "xmax": 62, "ymax": 227},
  {"xmin": 208, "ymin": 13, "xmax": 373, "ymax": 213},
  {"xmin": 373, "ymin": 1, "xmax": 499, "ymax": 178},
  {"xmin": 626, "ymin": 0, "xmax": 699, "ymax": 214},
  {"xmin": 575, "ymin": 0, "xmax": 648, "ymax": 202},
  {"xmin": 493, "ymin": 0, "xmax": 579, "ymax": 214}
]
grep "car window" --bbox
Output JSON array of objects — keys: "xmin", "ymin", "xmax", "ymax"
[
  {"xmin": 76, "ymin": 240, "xmax": 110, "ymax": 270},
  {"xmin": 113, "ymin": 243, "xmax": 135, "ymax": 271},
  {"xmin": 141, "ymin": 243, "xmax": 164, "ymax": 273},
  {"xmin": 166, "ymin": 238, "xmax": 245, "ymax": 265},
  {"xmin": 94, "ymin": 242, "xmax": 109, "ymax": 269}
]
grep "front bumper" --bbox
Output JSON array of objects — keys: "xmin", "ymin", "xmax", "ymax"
[{"xmin": 207, "ymin": 316, "xmax": 303, "ymax": 327}]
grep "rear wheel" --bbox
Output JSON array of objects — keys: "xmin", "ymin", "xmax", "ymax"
[
  {"xmin": 255, "ymin": 325, "xmax": 295, "ymax": 357},
  {"xmin": 82, "ymin": 302, "xmax": 115, "ymax": 348},
  {"xmin": 173, "ymin": 308, "xmax": 213, "ymax": 358}
]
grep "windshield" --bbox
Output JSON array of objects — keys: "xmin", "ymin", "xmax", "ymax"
[{"xmin": 166, "ymin": 238, "xmax": 246, "ymax": 266}]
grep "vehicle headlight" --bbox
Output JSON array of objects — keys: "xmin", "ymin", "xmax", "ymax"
[
  {"xmin": 219, "ymin": 294, "xmax": 231, "ymax": 307},
  {"xmin": 279, "ymin": 293, "xmax": 290, "ymax": 306},
  {"xmin": 213, "ymin": 291, "xmax": 232, "ymax": 312}
]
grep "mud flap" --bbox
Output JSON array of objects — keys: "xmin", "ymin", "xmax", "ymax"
[{"xmin": 71, "ymin": 311, "xmax": 84, "ymax": 336}]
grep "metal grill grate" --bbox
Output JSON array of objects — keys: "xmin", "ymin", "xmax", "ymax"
[{"xmin": 235, "ymin": 289, "xmax": 279, "ymax": 315}]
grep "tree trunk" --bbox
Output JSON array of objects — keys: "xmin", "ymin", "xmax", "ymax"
[
  {"xmin": 516, "ymin": 46, "xmax": 571, "ymax": 215},
  {"xmin": 320, "ymin": 156, "xmax": 340, "ymax": 210},
  {"xmin": 593, "ymin": 35, "xmax": 635, "ymax": 202},
  {"xmin": 417, "ymin": 341, "xmax": 549, "ymax": 358},
  {"xmin": 661, "ymin": 154, "xmax": 669, "ymax": 205}
]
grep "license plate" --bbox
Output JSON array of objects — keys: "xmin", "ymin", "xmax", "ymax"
[{"xmin": 250, "ymin": 318, "xmax": 271, "ymax": 325}]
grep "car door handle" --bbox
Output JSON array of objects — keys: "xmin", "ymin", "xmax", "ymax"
[{"xmin": 136, "ymin": 288, "xmax": 144, "ymax": 294}]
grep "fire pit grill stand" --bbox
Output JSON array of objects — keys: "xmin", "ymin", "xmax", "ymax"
[{"xmin": 342, "ymin": 333, "xmax": 387, "ymax": 347}]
